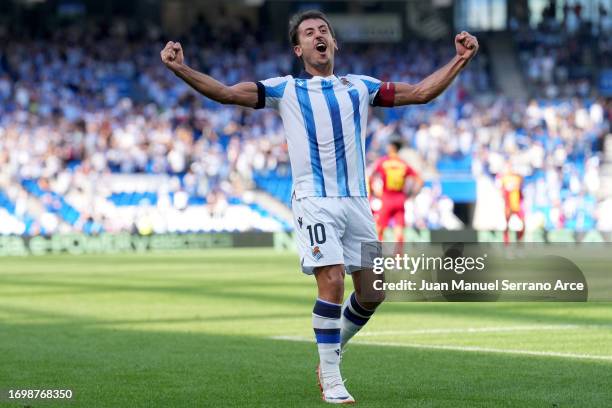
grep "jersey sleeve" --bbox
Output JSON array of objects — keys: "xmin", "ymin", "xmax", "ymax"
[
  {"xmin": 349, "ymin": 74, "xmax": 395, "ymax": 107},
  {"xmin": 255, "ymin": 76, "xmax": 291, "ymax": 110},
  {"xmin": 371, "ymin": 158, "xmax": 384, "ymax": 176},
  {"xmin": 405, "ymin": 164, "xmax": 417, "ymax": 178}
]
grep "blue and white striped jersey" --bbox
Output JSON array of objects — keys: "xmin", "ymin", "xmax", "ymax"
[{"xmin": 256, "ymin": 72, "xmax": 387, "ymax": 199}]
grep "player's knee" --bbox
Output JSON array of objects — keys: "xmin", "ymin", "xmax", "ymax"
[
  {"xmin": 324, "ymin": 268, "xmax": 345, "ymax": 292},
  {"xmin": 315, "ymin": 265, "xmax": 345, "ymax": 300}
]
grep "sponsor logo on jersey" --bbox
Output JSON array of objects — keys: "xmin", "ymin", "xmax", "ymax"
[
  {"xmin": 312, "ymin": 245, "xmax": 323, "ymax": 260},
  {"xmin": 297, "ymin": 217, "xmax": 303, "ymax": 228},
  {"xmin": 340, "ymin": 77, "xmax": 353, "ymax": 87}
]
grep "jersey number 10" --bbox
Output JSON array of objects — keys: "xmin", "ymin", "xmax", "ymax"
[{"xmin": 307, "ymin": 223, "xmax": 326, "ymax": 246}]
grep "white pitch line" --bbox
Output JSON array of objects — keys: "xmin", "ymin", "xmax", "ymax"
[
  {"xmin": 270, "ymin": 335, "xmax": 612, "ymax": 362},
  {"xmin": 357, "ymin": 324, "xmax": 584, "ymax": 336}
]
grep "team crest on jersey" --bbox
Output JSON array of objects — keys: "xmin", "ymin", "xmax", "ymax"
[
  {"xmin": 312, "ymin": 246, "xmax": 323, "ymax": 260},
  {"xmin": 340, "ymin": 77, "xmax": 353, "ymax": 87}
]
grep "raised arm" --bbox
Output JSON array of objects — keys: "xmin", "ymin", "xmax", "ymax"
[
  {"xmin": 393, "ymin": 32, "xmax": 479, "ymax": 106},
  {"xmin": 160, "ymin": 41, "xmax": 258, "ymax": 108}
]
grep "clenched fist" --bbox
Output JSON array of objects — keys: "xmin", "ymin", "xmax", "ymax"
[
  {"xmin": 161, "ymin": 41, "xmax": 184, "ymax": 71},
  {"xmin": 455, "ymin": 31, "xmax": 479, "ymax": 62}
]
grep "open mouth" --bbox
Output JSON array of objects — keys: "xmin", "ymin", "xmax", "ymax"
[{"xmin": 315, "ymin": 42, "xmax": 327, "ymax": 53}]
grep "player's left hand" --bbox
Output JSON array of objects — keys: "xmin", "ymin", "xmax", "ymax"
[{"xmin": 455, "ymin": 31, "xmax": 479, "ymax": 62}]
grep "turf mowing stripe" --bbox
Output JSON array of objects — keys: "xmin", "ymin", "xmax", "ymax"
[{"xmin": 270, "ymin": 335, "xmax": 612, "ymax": 362}]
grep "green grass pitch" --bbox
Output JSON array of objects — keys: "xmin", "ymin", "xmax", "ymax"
[{"xmin": 1, "ymin": 249, "xmax": 611, "ymax": 407}]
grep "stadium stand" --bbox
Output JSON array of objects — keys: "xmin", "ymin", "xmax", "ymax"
[{"xmin": 0, "ymin": 16, "xmax": 609, "ymax": 235}]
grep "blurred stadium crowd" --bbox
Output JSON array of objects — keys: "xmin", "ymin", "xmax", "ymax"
[
  {"xmin": 516, "ymin": 1, "xmax": 611, "ymax": 98},
  {"xmin": 0, "ymin": 13, "xmax": 610, "ymax": 236}
]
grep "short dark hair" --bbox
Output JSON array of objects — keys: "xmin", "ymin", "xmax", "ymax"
[
  {"xmin": 288, "ymin": 10, "xmax": 335, "ymax": 46},
  {"xmin": 390, "ymin": 140, "xmax": 403, "ymax": 151}
]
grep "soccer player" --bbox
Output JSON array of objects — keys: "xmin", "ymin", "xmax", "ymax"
[
  {"xmin": 497, "ymin": 162, "xmax": 525, "ymax": 244},
  {"xmin": 370, "ymin": 140, "xmax": 423, "ymax": 244},
  {"xmin": 161, "ymin": 10, "xmax": 478, "ymax": 404}
]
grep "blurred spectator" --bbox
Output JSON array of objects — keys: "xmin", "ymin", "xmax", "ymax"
[{"xmin": 0, "ymin": 20, "xmax": 609, "ymax": 234}]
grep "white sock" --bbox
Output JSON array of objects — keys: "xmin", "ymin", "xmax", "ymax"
[{"xmin": 312, "ymin": 298, "xmax": 342, "ymax": 377}]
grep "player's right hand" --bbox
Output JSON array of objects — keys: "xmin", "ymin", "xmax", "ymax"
[{"xmin": 160, "ymin": 41, "xmax": 184, "ymax": 71}]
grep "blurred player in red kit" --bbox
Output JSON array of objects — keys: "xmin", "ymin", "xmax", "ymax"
[
  {"xmin": 497, "ymin": 163, "xmax": 524, "ymax": 244},
  {"xmin": 369, "ymin": 140, "xmax": 423, "ymax": 243}
]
